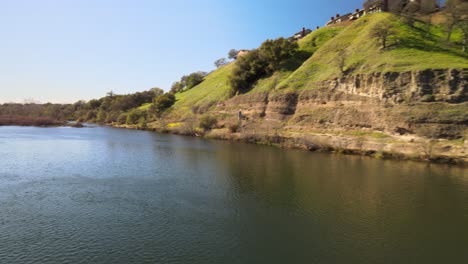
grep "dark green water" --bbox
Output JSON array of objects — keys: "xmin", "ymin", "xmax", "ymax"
[{"xmin": 0, "ymin": 126, "xmax": 467, "ymax": 263}]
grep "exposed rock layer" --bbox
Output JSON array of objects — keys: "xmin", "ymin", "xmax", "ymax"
[{"xmin": 211, "ymin": 69, "xmax": 468, "ymax": 163}]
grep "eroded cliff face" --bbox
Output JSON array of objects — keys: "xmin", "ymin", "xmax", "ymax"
[
  {"xmin": 210, "ymin": 69, "xmax": 467, "ymax": 163},
  {"xmin": 219, "ymin": 68, "xmax": 467, "ymax": 138}
]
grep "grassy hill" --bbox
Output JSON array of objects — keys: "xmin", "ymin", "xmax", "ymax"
[
  {"xmin": 280, "ymin": 13, "xmax": 467, "ymax": 91},
  {"xmin": 166, "ymin": 12, "xmax": 467, "ymax": 119},
  {"xmin": 168, "ymin": 24, "xmax": 347, "ymax": 118}
]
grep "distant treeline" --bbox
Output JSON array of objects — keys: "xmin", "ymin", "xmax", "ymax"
[
  {"xmin": 0, "ymin": 88, "xmax": 176, "ymax": 127},
  {"xmin": 0, "ymin": 115, "xmax": 64, "ymax": 127}
]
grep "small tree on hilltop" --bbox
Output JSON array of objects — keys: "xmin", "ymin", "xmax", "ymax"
[
  {"xmin": 214, "ymin": 58, "xmax": 227, "ymax": 68},
  {"xmin": 228, "ymin": 49, "xmax": 239, "ymax": 60}
]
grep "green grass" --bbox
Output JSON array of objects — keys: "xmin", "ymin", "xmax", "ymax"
[
  {"xmin": 247, "ymin": 26, "xmax": 346, "ymax": 94},
  {"xmin": 279, "ymin": 13, "xmax": 468, "ymax": 91},
  {"xmin": 138, "ymin": 103, "xmax": 152, "ymax": 111},
  {"xmin": 169, "ymin": 63, "xmax": 235, "ymax": 119}
]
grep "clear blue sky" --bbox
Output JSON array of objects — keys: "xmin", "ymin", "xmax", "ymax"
[{"xmin": 0, "ymin": 0, "xmax": 363, "ymax": 103}]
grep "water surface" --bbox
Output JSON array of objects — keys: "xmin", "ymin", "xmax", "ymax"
[{"xmin": 0, "ymin": 126, "xmax": 467, "ymax": 263}]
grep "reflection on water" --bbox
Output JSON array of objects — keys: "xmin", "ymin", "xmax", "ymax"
[{"xmin": 0, "ymin": 126, "xmax": 467, "ymax": 263}]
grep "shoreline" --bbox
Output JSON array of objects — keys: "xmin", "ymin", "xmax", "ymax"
[
  {"xmin": 109, "ymin": 123, "xmax": 468, "ymax": 167},
  {"xmin": 2, "ymin": 122, "xmax": 465, "ymax": 166}
]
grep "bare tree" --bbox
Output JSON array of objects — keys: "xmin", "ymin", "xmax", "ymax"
[
  {"xmin": 336, "ymin": 49, "xmax": 347, "ymax": 74},
  {"xmin": 214, "ymin": 58, "xmax": 227, "ymax": 68},
  {"xmin": 228, "ymin": 49, "xmax": 239, "ymax": 60},
  {"xmin": 371, "ymin": 21, "xmax": 396, "ymax": 49}
]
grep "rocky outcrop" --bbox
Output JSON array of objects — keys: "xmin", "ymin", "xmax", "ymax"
[
  {"xmin": 325, "ymin": 69, "xmax": 468, "ymax": 104},
  {"xmin": 220, "ymin": 69, "xmax": 467, "ymax": 140}
]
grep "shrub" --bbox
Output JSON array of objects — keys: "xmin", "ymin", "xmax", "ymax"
[
  {"xmin": 126, "ymin": 109, "xmax": 146, "ymax": 125},
  {"xmin": 117, "ymin": 113, "xmax": 128, "ymax": 124},
  {"xmin": 420, "ymin": 94, "xmax": 435, "ymax": 102},
  {"xmin": 152, "ymin": 93, "xmax": 176, "ymax": 115},
  {"xmin": 227, "ymin": 120, "xmax": 241, "ymax": 133},
  {"xmin": 138, "ymin": 117, "xmax": 147, "ymax": 128},
  {"xmin": 199, "ymin": 115, "xmax": 218, "ymax": 131}
]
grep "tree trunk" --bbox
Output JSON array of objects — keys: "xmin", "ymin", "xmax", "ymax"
[
  {"xmin": 463, "ymin": 36, "xmax": 467, "ymax": 52},
  {"xmin": 446, "ymin": 24, "xmax": 454, "ymax": 41}
]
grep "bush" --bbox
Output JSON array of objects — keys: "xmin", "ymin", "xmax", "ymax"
[
  {"xmin": 420, "ymin": 94, "xmax": 435, "ymax": 102},
  {"xmin": 117, "ymin": 113, "xmax": 128, "ymax": 124},
  {"xmin": 227, "ymin": 120, "xmax": 241, "ymax": 133},
  {"xmin": 199, "ymin": 115, "xmax": 218, "ymax": 131},
  {"xmin": 152, "ymin": 93, "xmax": 176, "ymax": 115},
  {"xmin": 138, "ymin": 117, "xmax": 147, "ymax": 128},
  {"xmin": 126, "ymin": 109, "xmax": 146, "ymax": 125}
]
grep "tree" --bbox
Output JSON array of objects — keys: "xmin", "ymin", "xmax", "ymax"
[
  {"xmin": 336, "ymin": 49, "xmax": 347, "ymax": 74},
  {"xmin": 126, "ymin": 109, "xmax": 146, "ymax": 125},
  {"xmin": 150, "ymin": 87, "xmax": 164, "ymax": 97},
  {"xmin": 400, "ymin": 0, "xmax": 420, "ymax": 27},
  {"xmin": 371, "ymin": 20, "xmax": 396, "ymax": 49},
  {"xmin": 185, "ymin": 72, "xmax": 207, "ymax": 89},
  {"xmin": 170, "ymin": 82, "xmax": 184, "ymax": 94},
  {"xmin": 229, "ymin": 50, "xmax": 268, "ymax": 95},
  {"xmin": 258, "ymin": 38, "xmax": 298, "ymax": 73},
  {"xmin": 214, "ymin": 58, "xmax": 228, "ymax": 68},
  {"xmin": 228, "ymin": 49, "xmax": 239, "ymax": 60},
  {"xmin": 461, "ymin": 20, "xmax": 468, "ymax": 52},
  {"xmin": 445, "ymin": 0, "xmax": 468, "ymax": 41},
  {"xmin": 152, "ymin": 93, "xmax": 176, "ymax": 115},
  {"xmin": 228, "ymin": 38, "xmax": 298, "ymax": 95}
]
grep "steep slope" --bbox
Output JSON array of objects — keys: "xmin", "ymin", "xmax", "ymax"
[
  {"xmin": 168, "ymin": 25, "xmax": 346, "ymax": 120},
  {"xmin": 169, "ymin": 63, "xmax": 235, "ymax": 119},
  {"xmin": 157, "ymin": 12, "xmax": 467, "ymax": 163}
]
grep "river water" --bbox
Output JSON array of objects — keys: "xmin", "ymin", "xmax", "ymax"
[{"xmin": 0, "ymin": 126, "xmax": 467, "ymax": 263}]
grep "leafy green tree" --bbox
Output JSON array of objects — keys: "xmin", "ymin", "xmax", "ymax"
[
  {"xmin": 117, "ymin": 113, "xmax": 128, "ymax": 124},
  {"xmin": 229, "ymin": 50, "xmax": 268, "ymax": 94},
  {"xmin": 229, "ymin": 38, "xmax": 298, "ymax": 95},
  {"xmin": 126, "ymin": 109, "xmax": 146, "ymax": 125},
  {"xmin": 150, "ymin": 87, "xmax": 164, "ymax": 97},
  {"xmin": 96, "ymin": 109, "xmax": 107, "ymax": 123},
  {"xmin": 152, "ymin": 93, "xmax": 176, "ymax": 115},
  {"xmin": 170, "ymin": 82, "xmax": 183, "ymax": 94},
  {"xmin": 258, "ymin": 38, "xmax": 298, "ymax": 73},
  {"xmin": 185, "ymin": 72, "xmax": 206, "ymax": 89}
]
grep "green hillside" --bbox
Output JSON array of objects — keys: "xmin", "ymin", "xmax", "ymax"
[
  {"xmin": 168, "ymin": 25, "xmax": 347, "ymax": 118},
  {"xmin": 281, "ymin": 13, "xmax": 467, "ymax": 91},
  {"xmin": 167, "ymin": 12, "xmax": 467, "ymax": 118}
]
